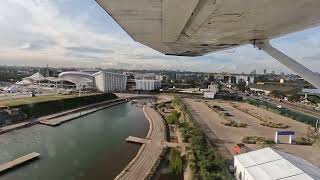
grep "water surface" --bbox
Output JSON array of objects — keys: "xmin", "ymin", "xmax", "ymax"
[{"xmin": 0, "ymin": 103, "xmax": 149, "ymax": 180}]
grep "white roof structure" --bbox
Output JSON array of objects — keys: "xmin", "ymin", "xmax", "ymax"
[
  {"xmin": 58, "ymin": 71, "xmax": 94, "ymax": 78},
  {"xmin": 234, "ymin": 147, "xmax": 320, "ymax": 180},
  {"xmin": 23, "ymin": 72, "xmax": 45, "ymax": 81}
]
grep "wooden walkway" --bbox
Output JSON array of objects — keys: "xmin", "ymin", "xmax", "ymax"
[
  {"xmin": 126, "ymin": 136, "xmax": 151, "ymax": 144},
  {"xmin": 115, "ymin": 105, "xmax": 166, "ymax": 180},
  {"xmin": 0, "ymin": 152, "xmax": 40, "ymax": 173}
]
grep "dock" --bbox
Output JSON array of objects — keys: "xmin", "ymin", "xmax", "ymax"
[
  {"xmin": 126, "ymin": 136, "xmax": 151, "ymax": 144},
  {"xmin": 0, "ymin": 152, "xmax": 40, "ymax": 173},
  {"xmin": 39, "ymin": 99, "xmax": 127, "ymax": 126}
]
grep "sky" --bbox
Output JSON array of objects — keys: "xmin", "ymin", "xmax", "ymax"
[{"xmin": 0, "ymin": 0, "xmax": 319, "ymax": 74}]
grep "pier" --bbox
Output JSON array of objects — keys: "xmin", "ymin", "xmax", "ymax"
[
  {"xmin": 0, "ymin": 152, "xmax": 40, "ymax": 173},
  {"xmin": 39, "ymin": 99, "xmax": 127, "ymax": 126},
  {"xmin": 126, "ymin": 136, "xmax": 151, "ymax": 144}
]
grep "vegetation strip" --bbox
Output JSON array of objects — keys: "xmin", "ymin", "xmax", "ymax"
[
  {"xmin": 231, "ymin": 103, "xmax": 289, "ymax": 129},
  {"xmin": 247, "ymin": 98, "xmax": 317, "ymax": 126},
  {"xmin": 170, "ymin": 97, "xmax": 233, "ymax": 180}
]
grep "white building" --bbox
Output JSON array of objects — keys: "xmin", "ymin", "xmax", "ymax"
[
  {"xmin": 135, "ymin": 79, "xmax": 161, "ymax": 91},
  {"xmin": 58, "ymin": 71, "xmax": 95, "ymax": 89},
  {"xmin": 94, "ymin": 71, "xmax": 127, "ymax": 93},
  {"xmin": 236, "ymin": 75, "xmax": 255, "ymax": 85},
  {"xmin": 204, "ymin": 92, "xmax": 215, "ymax": 99},
  {"xmin": 203, "ymin": 84, "xmax": 219, "ymax": 99},
  {"xmin": 234, "ymin": 147, "xmax": 320, "ymax": 180}
]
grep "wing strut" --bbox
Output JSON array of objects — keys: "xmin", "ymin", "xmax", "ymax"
[{"xmin": 254, "ymin": 40, "xmax": 320, "ymax": 89}]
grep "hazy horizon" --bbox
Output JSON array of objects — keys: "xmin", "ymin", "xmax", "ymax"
[{"xmin": 0, "ymin": 0, "xmax": 320, "ymax": 74}]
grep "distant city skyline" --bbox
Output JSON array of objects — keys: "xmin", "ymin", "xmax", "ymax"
[{"xmin": 0, "ymin": 0, "xmax": 320, "ymax": 74}]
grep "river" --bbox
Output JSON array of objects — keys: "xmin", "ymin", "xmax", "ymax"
[{"xmin": 0, "ymin": 103, "xmax": 149, "ymax": 180}]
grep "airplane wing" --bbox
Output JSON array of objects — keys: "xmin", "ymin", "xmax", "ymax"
[{"xmin": 96, "ymin": 0, "xmax": 320, "ymax": 56}]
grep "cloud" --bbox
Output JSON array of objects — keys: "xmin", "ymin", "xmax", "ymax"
[{"xmin": 0, "ymin": 0, "xmax": 319, "ymax": 74}]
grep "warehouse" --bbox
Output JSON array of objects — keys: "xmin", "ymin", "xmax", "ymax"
[{"xmin": 234, "ymin": 147, "xmax": 320, "ymax": 180}]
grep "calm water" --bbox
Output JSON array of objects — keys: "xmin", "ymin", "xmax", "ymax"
[{"xmin": 0, "ymin": 103, "xmax": 149, "ymax": 180}]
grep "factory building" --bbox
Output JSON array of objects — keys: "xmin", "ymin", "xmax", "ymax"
[
  {"xmin": 234, "ymin": 147, "xmax": 320, "ymax": 180},
  {"xmin": 94, "ymin": 71, "xmax": 127, "ymax": 93}
]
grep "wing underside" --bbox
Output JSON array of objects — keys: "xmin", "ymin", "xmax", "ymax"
[{"xmin": 96, "ymin": 0, "xmax": 320, "ymax": 56}]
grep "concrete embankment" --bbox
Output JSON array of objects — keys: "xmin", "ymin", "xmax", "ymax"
[{"xmin": 39, "ymin": 98, "xmax": 128, "ymax": 126}]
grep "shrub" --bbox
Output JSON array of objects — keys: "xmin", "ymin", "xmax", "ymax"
[
  {"xmin": 260, "ymin": 121, "xmax": 289, "ymax": 129},
  {"xmin": 221, "ymin": 120, "xmax": 248, "ymax": 128},
  {"xmin": 174, "ymin": 97, "xmax": 230, "ymax": 180},
  {"xmin": 165, "ymin": 111, "xmax": 180, "ymax": 124},
  {"xmin": 295, "ymin": 137, "xmax": 313, "ymax": 145},
  {"xmin": 242, "ymin": 136, "xmax": 275, "ymax": 145},
  {"xmin": 169, "ymin": 149, "xmax": 183, "ymax": 175}
]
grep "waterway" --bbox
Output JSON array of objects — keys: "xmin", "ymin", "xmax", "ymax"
[{"xmin": 0, "ymin": 103, "xmax": 149, "ymax": 180}]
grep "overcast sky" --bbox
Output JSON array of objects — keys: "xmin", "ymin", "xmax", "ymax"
[{"xmin": 0, "ymin": 0, "xmax": 319, "ymax": 74}]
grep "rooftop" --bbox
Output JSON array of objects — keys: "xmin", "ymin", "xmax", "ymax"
[{"xmin": 235, "ymin": 147, "xmax": 320, "ymax": 180}]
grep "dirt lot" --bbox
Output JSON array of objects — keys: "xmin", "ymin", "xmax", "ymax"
[{"xmin": 184, "ymin": 98, "xmax": 320, "ymax": 166}]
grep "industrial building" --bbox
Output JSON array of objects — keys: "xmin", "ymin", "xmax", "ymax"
[
  {"xmin": 234, "ymin": 147, "xmax": 320, "ymax": 180},
  {"xmin": 93, "ymin": 71, "xmax": 127, "ymax": 93},
  {"xmin": 135, "ymin": 79, "xmax": 161, "ymax": 91}
]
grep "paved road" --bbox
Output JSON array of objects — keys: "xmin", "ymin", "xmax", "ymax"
[
  {"xmin": 249, "ymin": 95, "xmax": 320, "ymax": 119},
  {"xmin": 115, "ymin": 105, "xmax": 166, "ymax": 180}
]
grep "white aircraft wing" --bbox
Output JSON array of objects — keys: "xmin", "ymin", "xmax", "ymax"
[{"xmin": 96, "ymin": 0, "xmax": 320, "ymax": 56}]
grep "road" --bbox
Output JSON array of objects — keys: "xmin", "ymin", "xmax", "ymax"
[{"xmin": 248, "ymin": 95, "xmax": 320, "ymax": 119}]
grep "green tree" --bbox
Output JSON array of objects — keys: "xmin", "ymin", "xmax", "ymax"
[{"xmin": 271, "ymin": 90, "xmax": 287, "ymax": 99}]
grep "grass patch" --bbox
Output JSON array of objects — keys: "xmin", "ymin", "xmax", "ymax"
[{"xmin": 0, "ymin": 93, "xmax": 98, "ymax": 107}]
